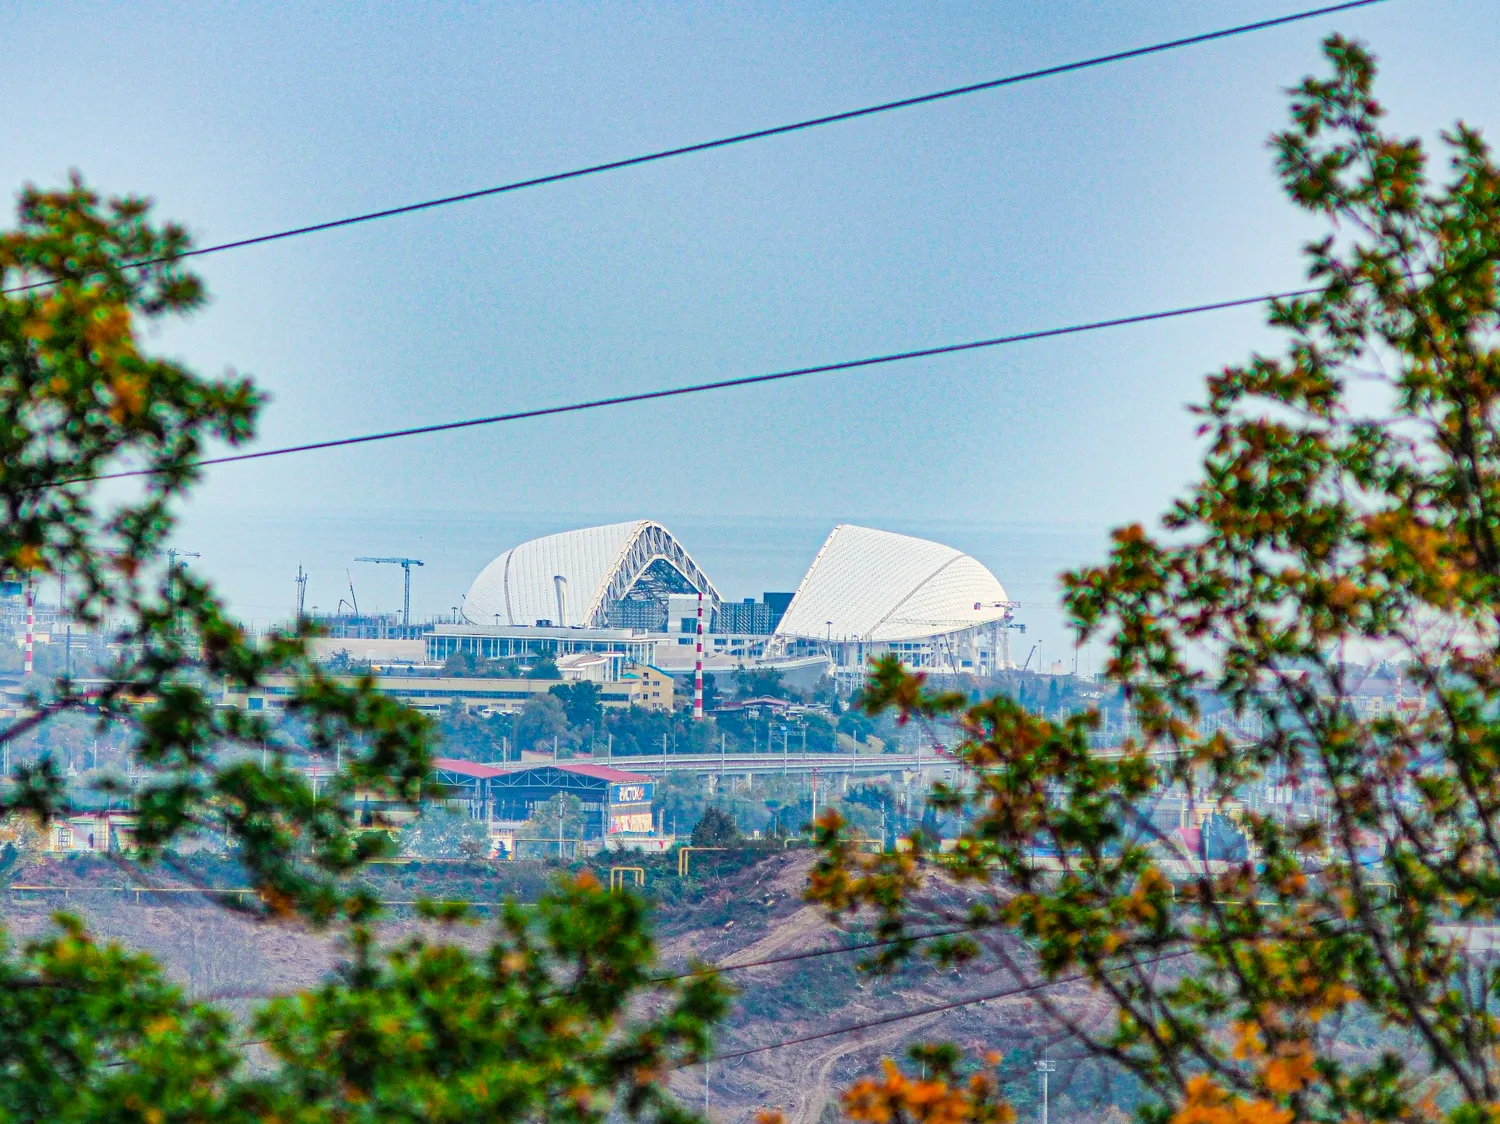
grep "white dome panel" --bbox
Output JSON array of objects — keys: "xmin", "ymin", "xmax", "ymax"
[
  {"xmin": 774, "ymin": 525, "xmax": 1009, "ymax": 643},
  {"xmin": 464, "ymin": 521, "xmax": 718, "ymax": 629}
]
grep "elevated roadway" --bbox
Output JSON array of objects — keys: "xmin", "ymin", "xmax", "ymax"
[{"xmin": 596, "ymin": 750, "xmax": 957, "ymax": 779}]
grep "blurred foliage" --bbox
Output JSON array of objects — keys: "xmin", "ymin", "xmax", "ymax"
[
  {"xmin": 0, "ymin": 878, "xmax": 728, "ymax": 1123},
  {"xmin": 813, "ymin": 36, "xmax": 1500, "ymax": 1124},
  {"xmin": 0, "ymin": 177, "xmax": 727, "ymax": 1120}
]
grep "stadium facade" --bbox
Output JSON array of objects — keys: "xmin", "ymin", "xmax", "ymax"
[
  {"xmin": 463, "ymin": 520, "xmax": 721, "ymax": 631},
  {"xmin": 455, "ymin": 520, "xmax": 1018, "ymax": 687},
  {"xmin": 768, "ymin": 524, "xmax": 1017, "ymax": 686}
]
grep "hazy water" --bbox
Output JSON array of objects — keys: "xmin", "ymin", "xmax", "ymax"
[{"xmin": 171, "ymin": 505, "xmax": 1115, "ymax": 672}]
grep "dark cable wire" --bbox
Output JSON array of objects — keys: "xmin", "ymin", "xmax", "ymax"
[
  {"xmin": 198, "ymin": 947, "xmax": 1192, "ymax": 1066},
  {"xmin": 655, "ymin": 920, "xmax": 987, "ymax": 981},
  {"xmin": 197, "ymin": 917, "xmax": 1003, "ymax": 1002},
  {"xmin": 699, "ymin": 949, "xmax": 1195, "ymax": 1065},
  {"xmin": 0, "ymin": 0, "xmax": 1384, "ymax": 296},
  {"xmin": 59, "ymin": 286, "xmax": 1320, "ymax": 488}
]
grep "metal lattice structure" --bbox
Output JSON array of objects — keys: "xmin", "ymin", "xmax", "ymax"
[
  {"xmin": 591, "ymin": 522, "xmax": 719, "ymax": 626},
  {"xmin": 463, "ymin": 520, "xmax": 721, "ymax": 629}
]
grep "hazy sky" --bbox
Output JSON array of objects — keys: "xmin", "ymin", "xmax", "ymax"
[{"xmin": 2, "ymin": 1, "xmax": 1493, "ymax": 635}]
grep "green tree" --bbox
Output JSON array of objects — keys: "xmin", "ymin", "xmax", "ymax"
[
  {"xmin": 733, "ymin": 666, "xmax": 787, "ymax": 699},
  {"xmin": 527, "ymin": 653, "xmax": 561, "ymax": 679},
  {"xmin": 515, "ymin": 692, "xmax": 571, "ymax": 755},
  {"xmin": 435, "ymin": 705, "xmax": 512, "ymax": 762},
  {"xmin": 0, "ymin": 178, "xmax": 727, "ymax": 1121},
  {"xmin": 815, "ymin": 37, "xmax": 1500, "ymax": 1124},
  {"xmin": 397, "ymin": 806, "xmax": 490, "ymax": 859},
  {"xmin": 551, "ymin": 680, "xmax": 604, "ymax": 730},
  {"xmin": 441, "ymin": 648, "xmax": 478, "ymax": 676},
  {"xmin": 690, "ymin": 806, "xmax": 740, "ymax": 847}
]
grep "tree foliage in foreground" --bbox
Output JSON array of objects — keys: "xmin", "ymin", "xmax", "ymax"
[
  {"xmin": 0, "ymin": 179, "xmax": 726, "ymax": 1119},
  {"xmin": 813, "ymin": 37, "xmax": 1500, "ymax": 1124},
  {"xmin": 0, "ymin": 878, "xmax": 724, "ymax": 1123}
]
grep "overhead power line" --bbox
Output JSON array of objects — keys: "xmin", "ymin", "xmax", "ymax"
[
  {"xmin": 144, "ymin": 912, "xmax": 972, "ymax": 1010},
  {"xmin": 63, "ymin": 286, "xmax": 1319, "ymax": 488},
  {"xmin": 658, "ymin": 921, "xmax": 987, "ymax": 981},
  {"xmin": 200, "ymin": 944, "xmax": 1191, "ymax": 1067},
  {"xmin": 198, "ymin": 918, "xmax": 1004, "ymax": 1003},
  {"xmin": 699, "ymin": 949, "xmax": 1195, "ymax": 1066},
  {"xmin": 0, "ymin": 0, "xmax": 1384, "ymax": 296}
]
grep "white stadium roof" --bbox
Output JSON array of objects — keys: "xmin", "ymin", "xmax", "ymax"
[
  {"xmin": 463, "ymin": 520, "xmax": 719, "ymax": 629},
  {"xmin": 774, "ymin": 525, "xmax": 1010, "ymax": 643}
]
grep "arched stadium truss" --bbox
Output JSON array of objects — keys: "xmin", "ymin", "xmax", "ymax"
[{"xmin": 463, "ymin": 520, "xmax": 721, "ymax": 630}]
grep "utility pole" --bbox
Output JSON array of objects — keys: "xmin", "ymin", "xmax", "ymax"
[
  {"xmin": 693, "ymin": 589, "xmax": 704, "ymax": 719},
  {"xmin": 59, "ymin": 569, "xmax": 71, "ymax": 680},
  {"xmin": 23, "ymin": 577, "xmax": 33, "ymax": 676},
  {"xmin": 1037, "ymin": 1059, "xmax": 1056, "ymax": 1124},
  {"xmin": 354, "ymin": 556, "xmax": 425, "ymax": 628}
]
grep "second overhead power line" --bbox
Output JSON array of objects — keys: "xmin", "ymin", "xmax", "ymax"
[
  {"xmin": 1, "ymin": 0, "xmax": 1384, "ymax": 295},
  {"xmin": 63, "ymin": 285, "xmax": 1320, "ymax": 487}
]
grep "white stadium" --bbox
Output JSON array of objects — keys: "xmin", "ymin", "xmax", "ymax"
[
  {"xmin": 458, "ymin": 520, "xmax": 1019, "ymax": 685},
  {"xmin": 463, "ymin": 520, "xmax": 720, "ymax": 631},
  {"xmin": 768, "ymin": 524, "xmax": 1017, "ymax": 683}
]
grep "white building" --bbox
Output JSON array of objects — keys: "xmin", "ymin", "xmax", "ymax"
[
  {"xmin": 463, "ymin": 520, "xmax": 720, "ymax": 631},
  {"xmin": 453, "ymin": 520, "xmax": 1018, "ymax": 692},
  {"xmin": 769, "ymin": 525, "xmax": 1018, "ymax": 686}
]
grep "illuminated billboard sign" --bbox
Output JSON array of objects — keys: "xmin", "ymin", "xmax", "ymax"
[
  {"xmin": 610, "ymin": 812, "xmax": 655, "ymax": 834},
  {"xmin": 610, "ymin": 783, "xmax": 653, "ymax": 805}
]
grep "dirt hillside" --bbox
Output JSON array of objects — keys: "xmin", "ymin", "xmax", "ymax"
[{"xmin": 0, "ymin": 850, "xmax": 1121, "ymax": 1123}]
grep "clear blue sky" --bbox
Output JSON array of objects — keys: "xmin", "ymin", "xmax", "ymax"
[{"xmin": 1, "ymin": 1, "xmax": 1492, "ymax": 638}]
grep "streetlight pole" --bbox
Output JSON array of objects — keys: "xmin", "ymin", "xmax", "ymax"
[{"xmin": 1037, "ymin": 1060, "xmax": 1055, "ymax": 1124}]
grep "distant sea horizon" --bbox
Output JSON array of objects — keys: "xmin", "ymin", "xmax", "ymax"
[{"xmin": 171, "ymin": 504, "xmax": 1117, "ymax": 675}]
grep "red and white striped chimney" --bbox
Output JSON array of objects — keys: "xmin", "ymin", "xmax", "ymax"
[
  {"xmin": 693, "ymin": 590, "xmax": 704, "ymax": 719},
  {"xmin": 23, "ymin": 578, "xmax": 34, "ymax": 676}
]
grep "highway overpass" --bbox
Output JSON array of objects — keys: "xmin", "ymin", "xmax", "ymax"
[{"xmin": 593, "ymin": 749, "xmax": 958, "ymax": 780}]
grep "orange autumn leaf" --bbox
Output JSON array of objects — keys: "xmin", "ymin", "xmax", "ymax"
[{"xmin": 1262, "ymin": 1046, "xmax": 1316, "ymax": 1095}]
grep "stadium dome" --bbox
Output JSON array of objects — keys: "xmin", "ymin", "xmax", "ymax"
[
  {"xmin": 463, "ymin": 520, "xmax": 720, "ymax": 630},
  {"xmin": 774, "ymin": 525, "xmax": 1010, "ymax": 643}
]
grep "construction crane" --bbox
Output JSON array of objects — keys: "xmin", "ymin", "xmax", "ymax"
[
  {"xmin": 355, "ymin": 556, "xmax": 424, "ymax": 628},
  {"xmin": 974, "ymin": 600, "xmax": 1024, "ymax": 670},
  {"xmin": 152, "ymin": 549, "xmax": 200, "ymax": 604}
]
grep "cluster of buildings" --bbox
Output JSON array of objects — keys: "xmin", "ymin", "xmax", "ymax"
[
  {"xmin": 12, "ymin": 519, "xmax": 1026, "ymax": 855},
  {"xmin": 296, "ymin": 519, "xmax": 1023, "ymax": 707}
]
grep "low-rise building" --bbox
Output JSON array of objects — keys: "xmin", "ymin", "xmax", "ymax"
[
  {"xmin": 48, "ymin": 811, "xmax": 137, "ymax": 854},
  {"xmin": 430, "ymin": 758, "xmax": 659, "ymax": 842},
  {"xmin": 619, "ymin": 663, "xmax": 674, "ymax": 710},
  {"xmin": 223, "ymin": 664, "xmax": 673, "ymax": 716}
]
